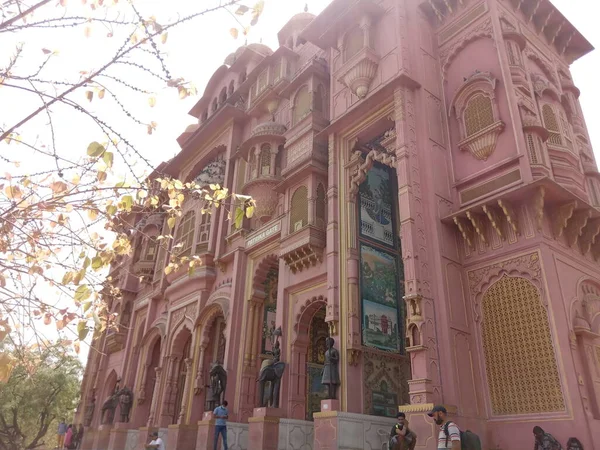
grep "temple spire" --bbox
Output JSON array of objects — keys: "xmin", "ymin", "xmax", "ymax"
[{"xmin": 304, "ymin": 3, "xmax": 308, "ymax": 12}]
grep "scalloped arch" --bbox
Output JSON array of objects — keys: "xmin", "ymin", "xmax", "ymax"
[
  {"xmin": 293, "ymin": 294, "xmax": 327, "ymax": 336},
  {"xmin": 441, "ymin": 22, "xmax": 493, "ymax": 81},
  {"xmin": 196, "ymin": 303, "xmax": 225, "ymax": 346},
  {"xmin": 252, "ymin": 254, "xmax": 279, "ymax": 295}
]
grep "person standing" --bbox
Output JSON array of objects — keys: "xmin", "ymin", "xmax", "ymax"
[
  {"xmin": 56, "ymin": 419, "xmax": 67, "ymax": 449},
  {"xmin": 427, "ymin": 405, "xmax": 461, "ymax": 450},
  {"xmin": 533, "ymin": 426, "xmax": 563, "ymax": 450},
  {"xmin": 145, "ymin": 431, "xmax": 165, "ymax": 450},
  {"xmin": 213, "ymin": 400, "xmax": 229, "ymax": 450},
  {"xmin": 75, "ymin": 424, "xmax": 84, "ymax": 450},
  {"xmin": 63, "ymin": 425, "xmax": 73, "ymax": 450}
]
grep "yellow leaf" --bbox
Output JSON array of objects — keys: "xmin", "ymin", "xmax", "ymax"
[
  {"xmin": 167, "ymin": 217, "xmax": 176, "ymax": 229},
  {"xmin": 84, "ymin": 25, "xmax": 92, "ymax": 38},
  {"xmin": 230, "ymin": 28, "xmax": 239, "ymax": 39},
  {"xmin": 0, "ymin": 353, "xmax": 15, "ymax": 383},
  {"xmin": 235, "ymin": 5, "xmax": 249, "ymax": 15},
  {"xmin": 121, "ymin": 195, "xmax": 134, "ymax": 211},
  {"xmin": 86, "ymin": 90, "xmax": 93, "ymax": 102},
  {"xmin": 245, "ymin": 204, "xmax": 255, "ymax": 219},
  {"xmin": 102, "ymin": 151, "xmax": 114, "ymax": 168},
  {"xmin": 97, "ymin": 171, "xmax": 107, "ymax": 182},
  {"xmin": 161, "ymin": 32, "xmax": 168, "ymax": 44},
  {"xmin": 87, "ymin": 141, "xmax": 105, "ymax": 157},
  {"xmin": 0, "ymin": 274, "xmax": 5, "ymax": 288},
  {"xmin": 178, "ymin": 86, "xmax": 188, "ymax": 99},
  {"xmin": 50, "ymin": 181, "xmax": 68, "ymax": 194},
  {"xmin": 164, "ymin": 265, "xmax": 172, "ymax": 275},
  {"xmin": 4, "ymin": 185, "xmax": 22, "ymax": 199},
  {"xmin": 87, "ymin": 209, "xmax": 98, "ymax": 220},
  {"xmin": 98, "ymin": 89, "xmax": 105, "ymax": 99},
  {"xmin": 71, "ymin": 174, "xmax": 81, "ymax": 185},
  {"xmin": 74, "ymin": 285, "xmax": 92, "ymax": 302},
  {"xmin": 148, "ymin": 96, "xmax": 156, "ymax": 107},
  {"xmin": 74, "ymin": 341, "xmax": 81, "ymax": 354}
]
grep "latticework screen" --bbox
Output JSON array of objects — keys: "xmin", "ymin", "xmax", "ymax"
[
  {"xmin": 143, "ymin": 237, "xmax": 158, "ymax": 261},
  {"xmin": 464, "ymin": 94, "xmax": 495, "ymax": 137},
  {"xmin": 289, "ymin": 186, "xmax": 308, "ymax": 233},
  {"xmin": 542, "ymin": 105, "xmax": 563, "ymax": 146},
  {"xmin": 260, "ymin": 144, "xmax": 271, "ymax": 176},
  {"xmin": 175, "ymin": 211, "xmax": 195, "ymax": 257},
  {"xmin": 526, "ymin": 134, "xmax": 538, "ymax": 165},
  {"xmin": 293, "ymin": 86, "xmax": 311, "ymax": 125},
  {"xmin": 482, "ymin": 275, "xmax": 565, "ymax": 415}
]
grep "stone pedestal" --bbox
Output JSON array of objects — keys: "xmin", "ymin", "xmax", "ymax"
[
  {"xmin": 196, "ymin": 412, "xmax": 217, "ymax": 450},
  {"xmin": 138, "ymin": 427, "xmax": 158, "ymax": 450},
  {"xmin": 248, "ymin": 407, "xmax": 282, "ymax": 450},
  {"xmin": 168, "ymin": 423, "xmax": 198, "ymax": 450},
  {"xmin": 80, "ymin": 428, "xmax": 96, "ymax": 450},
  {"xmin": 313, "ymin": 400, "xmax": 341, "ymax": 450},
  {"xmin": 92, "ymin": 425, "xmax": 112, "ymax": 450},
  {"xmin": 108, "ymin": 423, "xmax": 133, "ymax": 450}
]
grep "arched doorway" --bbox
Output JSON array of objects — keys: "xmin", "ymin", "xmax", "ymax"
[
  {"xmin": 133, "ymin": 337, "xmax": 161, "ymax": 427},
  {"xmin": 306, "ymin": 306, "xmax": 328, "ymax": 420},
  {"xmin": 190, "ymin": 309, "xmax": 226, "ymax": 423},
  {"xmin": 172, "ymin": 336, "xmax": 192, "ymax": 424}
]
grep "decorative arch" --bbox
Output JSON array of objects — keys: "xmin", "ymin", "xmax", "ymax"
[
  {"xmin": 219, "ymin": 87, "xmax": 227, "ymax": 104},
  {"xmin": 228, "ymin": 80, "xmax": 235, "ymax": 96},
  {"xmin": 252, "ymin": 254, "xmax": 279, "ymax": 294},
  {"xmin": 294, "ymin": 295, "xmax": 327, "ymax": 337},
  {"xmin": 441, "ymin": 20, "xmax": 493, "ymax": 81},
  {"xmin": 525, "ymin": 49, "xmax": 558, "ymax": 87},
  {"xmin": 468, "ymin": 252, "xmax": 543, "ymax": 323},
  {"xmin": 195, "ymin": 302, "xmax": 226, "ymax": 346},
  {"xmin": 170, "ymin": 323, "xmax": 193, "ymax": 355}
]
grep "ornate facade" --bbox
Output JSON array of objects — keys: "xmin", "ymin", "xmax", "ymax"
[{"xmin": 77, "ymin": 1, "xmax": 600, "ymax": 449}]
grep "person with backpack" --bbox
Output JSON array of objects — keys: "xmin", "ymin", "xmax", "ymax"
[{"xmin": 428, "ymin": 405, "xmax": 482, "ymax": 450}]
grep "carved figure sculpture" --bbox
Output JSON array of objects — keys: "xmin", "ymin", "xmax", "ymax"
[
  {"xmin": 257, "ymin": 327, "xmax": 285, "ymax": 408},
  {"xmin": 321, "ymin": 337, "xmax": 340, "ymax": 400},
  {"xmin": 101, "ymin": 392, "xmax": 120, "ymax": 425},
  {"xmin": 207, "ymin": 363, "xmax": 227, "ymax": 411},
  {"xmin": 118, "ymin": 386, "xmax": 134, "ymax": 423}
]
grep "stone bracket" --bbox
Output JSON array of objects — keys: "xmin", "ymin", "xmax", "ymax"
[
  {"xmin": 497, "ymin": 198, "xmax": 520, "ymax": 235},
  {"xmin": 552, "ymin": 200, "xmax": 578, "ymax": 239},
  {"xmin": 580, "ymin": 218, "xmax": 600, "ymax": 255},
  {"xmin": 530, "ymin": 186, "xmax": 546, "ymax": 231},
  {"xmin": 454, "ymin": 216, "xmax": 475, "ymax": 250},
  {"xmin": 482, "ymin": 204, "xmax": 505, "ymax": 240},
  {"xmin": 565, "ymin": 209, "xmax": 591, "ymax": 248},
  {"xmin": 466, "ymin": 210, "xmax": 488, "ymax": 246}
]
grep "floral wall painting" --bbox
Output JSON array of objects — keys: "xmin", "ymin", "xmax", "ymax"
[
  {"xmin": 359, "ymin": 163, "xmax": 395, "ymax": 248},
  {"xmin": 360, "ymin": 243, "xmax": 401, "ymax": 308}
]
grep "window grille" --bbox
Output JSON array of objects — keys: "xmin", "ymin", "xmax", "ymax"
[
  {"xmin": 464, "ymin": 94, "xmax": 495, "ymax": 137},
  {"xmin": 175, "ymin": 211, "xmax": 195, "ymax": 257},
  {"xmin": 542, "ymin": 105, "xmax": 562, "ymax": 146},
  {"xmin": 290, "ymin": 186, "xmax": 308, "ymax": 233}
]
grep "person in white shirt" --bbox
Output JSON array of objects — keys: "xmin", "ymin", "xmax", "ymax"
[
  {"xmin": 427, "ymin": 405, "xmax": 461, "ymax": 450},
  {"xmin": 146, "ymin": 431, "xmax": 165, "ymax": 450}
]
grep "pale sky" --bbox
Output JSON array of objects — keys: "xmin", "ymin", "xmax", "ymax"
[{"xmin": 1, "ymin": 0, "xmax": 599, "ymax": 365}]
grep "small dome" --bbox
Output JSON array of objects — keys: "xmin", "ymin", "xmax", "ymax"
[
  {"xmin": 185, "ymin": 123, "xmax": 199, "ymax": 133},
  {"xmin": 277, "ymin": 11, "xmax": 316, "ymax": 46},
  {"xmin": 246, "ymin": 43, "xmax": 273, "ymax": 55},
  {"xmin": 289, "ymin": 12, "xmax": 316, "ymax": 23},
  {"xmin": 224, "ymin": 52, "xmax": 236, "ymax": 66}
]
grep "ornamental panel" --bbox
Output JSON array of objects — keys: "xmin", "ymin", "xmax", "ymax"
[{"xmin": 482, "ymin": 275, "xmax": 565, "ymax": 415}]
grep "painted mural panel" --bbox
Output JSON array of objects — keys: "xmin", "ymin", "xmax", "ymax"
[{"xmin": 358, "ymin": 164, "xmax": 395, "ymax": 248}]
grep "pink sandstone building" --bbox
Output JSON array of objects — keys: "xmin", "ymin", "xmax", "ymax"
[{"xmin": 77, "ymin": 0, "xmax": 600, "ymax": 448}]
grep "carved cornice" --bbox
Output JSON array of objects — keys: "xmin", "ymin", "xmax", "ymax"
[
  {"xmin": 552, "ymin": 201, "xmax": 577, "ymax": 239},
  {"xmin": 579, "ymin": 219, "xmax": 600, "ymax": 255},
  {"xmin": 565, "ymin": 209, "xmax": 591, "ymax": 248}
]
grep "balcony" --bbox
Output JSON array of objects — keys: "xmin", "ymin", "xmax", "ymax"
[
  {"xmin": 279, "ymin": 225, "xmax": 325, "ymax": 273},
  {"xmin": 105, "ymin": 330, "xmax": 126, "ymax": 354}
]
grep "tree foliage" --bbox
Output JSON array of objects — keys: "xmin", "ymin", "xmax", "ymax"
[
  {"xmin": 0, "ymin": 338, "xmax": 82, "ymax": 450},
  {"xmin": 0, "ymin": 0, "xmax": 261, "ymax": 370}
]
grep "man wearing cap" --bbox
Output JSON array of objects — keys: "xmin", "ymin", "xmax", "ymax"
[
  {"xmin": 389, "ymin": 412, "xmax": 417, "ymax": 450},
  {"xmin": 428, "ymin": 405, "xmax": 461, "ymax": 450},
  {"xmin": 145, "ymin": 431, "xmax": 165, "ymax": 450}
]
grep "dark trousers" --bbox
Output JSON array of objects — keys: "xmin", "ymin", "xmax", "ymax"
[{"xmin": 214, "ymin": 425, "xmax": 227, "ymax": 450}]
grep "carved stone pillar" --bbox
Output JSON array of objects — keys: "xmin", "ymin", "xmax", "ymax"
[
  {"xmin": 394, "ymin": 86, "xmax": 440, "ymax": 405},
  {"xmin": 147, "ymin": 366, "xmax": 163, "ymax": 427},
  {"xmin": 138, "ymin": 361, "xmax": 151, "ymax": 404},
  {"xmin": 160, "ymin": 355, "xmax": 178, "ymax": 426},
  {"xmin": 240, "ymin": 299, "xmax": 259, "ymax": 417},
  {"xmin": 325, "ymin": 133, "xmax": 340, "ymax": 333},
  {"xmin": 177, "ymin": 358, "xmax": 194, "ymax": 424},
  {"xmin": 194, "ymin": 344, "xmax": 207, "ymax": 395}
]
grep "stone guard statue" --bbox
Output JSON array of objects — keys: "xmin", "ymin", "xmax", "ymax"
[
  {"xmin": 206, "ymin": 363, "xmax": 227, "ymax": 411},
  {"xmin": 84, "ymin": 393, "xmax": 96, "ymax": 427},
  {"xmin": 118, "ymin": 386, "xmax": 134, "ymax": 423},
  {"xmin": 101, "ymin": 391, "xmax": 120, "ymax": 425},
  {"xmin": 257, "ymin": 327, "xmax": 286, "ymax": 408},
  {"xmin": 321, "ymin": 337, "xmax": 340, "ymax": 400}
]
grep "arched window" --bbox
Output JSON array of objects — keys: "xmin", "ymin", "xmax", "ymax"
[
  {"xmin": 175, "ymin": 211, "xmax": 195, "ymax": 257},
  {"xmin": 202, "ymin": 110, "xmax": 208, "ymax": 122},
  {"xmin": 212, "ymin": 98, "xmax": 218, "ymax": 112},
  {"xmin": 120, "ymin": 301, "xmax": 132, "ymax": 330},
  {"xmin": 248, "ymin": 148, "xmax": 257, "ymax": 180},
  {"xmin": 143, "ymin": 236, "xmax": 158, "ymax": 261},
  {"xmin": 219, "ymin": 87, "xmax": 227, "ymax": 104},
  {"xmin": 228, "ymin": 80, "xmax": 235, "ymax": 96},
  {"xmin": 293, "ymin": 86, "xmax": 311, "ymax": 125},
  {"xmin": 542, "ymin": 104, "xmax": 562, "ymax": 146},
  {"xmin": 344, "ymin": 27, "xmax": 364, "ymax": 62},
  {"xmin": 481, "ymin": 275, "xmax": 565, "ymax": 415},
  {"xmin": 289, "ymin": 186, "xmax": 309, "ymax": 233},
  {"xmin": 315, "ymin": 183, "xmax": 326, "ymax": 228},
  {"xmin": 239, "ymin": 69, "xmax": 247, "ymax": 84},
  {"xmin": 196, "ymin": 211, "xmax": 211, "ymax": 252},
  {"xmin": 464, "ymin": 94, "xmax": 495, "ymax": 137},
  {"xmin": 260, "ymin": 144, "xmax": 271, "ymax": 176},
  {"xmin": 273, "ymin": 58, "xmax": 283, "ymax": 82}
]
